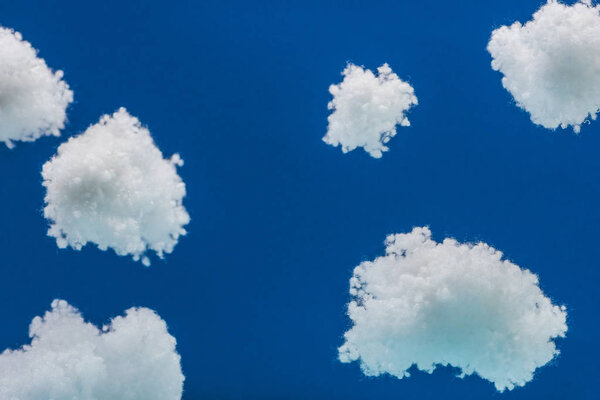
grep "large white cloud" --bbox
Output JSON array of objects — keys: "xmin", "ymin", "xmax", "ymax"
[
  {"xmin": 0, "ymin": 27, "xmax": 73, "ymax": 148},
  {"xmin": 488, "ymin": 0, "xmax": 600, "ymax": 133},
  {"xmin": 0, "ymin": 300, "xmax": 184, "ymax": 400},
  {"xmin": 323, "ymin": 63, "xmax": 418, "ymax": 158},
  {"xmin": 339, "ymin": 227, "xmax": 567, "ymax": 392},
  {"xmin": 42, "ymin": 108, "xmax": 190, "ymax": 266}
]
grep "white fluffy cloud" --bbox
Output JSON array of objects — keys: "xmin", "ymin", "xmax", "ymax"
[
  {"xmin": 488, "ymin": 0, "xmax": 600, "ymax": 133},
  {"xmin": 0, "ymin": 300, "xmax": 184, "ymax": 400},
  {"xmin": 323, "ymin": 63, "xmax": 417, "ymax": 158},
  {"xmin": 0, "ymin": 27, "xmax": 73, "ymax": 148},
  {"xmin": 42, "ymin": 108, "xmax": 190, "ymax": 266},
  {"xmin": 339, "ymin": 227, "xmax": 567, "ymax": 392}
]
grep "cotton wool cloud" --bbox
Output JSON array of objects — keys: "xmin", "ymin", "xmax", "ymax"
[
  {"xmin": 488, "ymin": 0, "xmax": 600, "ymax": 133},
  {"xmin": 0, "ymin": 300, "xmax": 184, "ymax": 400},
  {"xmin": 339, "ymin": 227, "xmax": 567, "ymax": 392},
  {"xmin": 323, "ymin": 63, "xmax": 417, "ymax": 158},
  {"xmin": 42, "ymin": 108, "xmax": 190, "ymax": 265},
  {"xmin": 0, "ymin": 27, "xmax": 73, "ymax": 148}
]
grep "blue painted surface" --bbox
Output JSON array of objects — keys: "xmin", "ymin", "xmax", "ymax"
[{"xmin": 0, "ymin": 1, "xmax": 594, "ymax": 398}]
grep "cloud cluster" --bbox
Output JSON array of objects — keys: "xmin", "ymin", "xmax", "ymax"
[
  {"xmin": 323, "ymin": 63, "xmax": 418, "ymax": 158},
  {"xmin": 0, "ymin": 27, "xmax": 73, "ymax": 148},
  {"xmin": 0, "ymin": 300, "xmax": 184, "ymax": 400},
  {"xmin": 42, "ymin": 108, "xmax": 190, "ymax": 265},
  {"xmin": 339, "ymin": 227, "xmax": 567, "ymax": 392},
  {"xmin": 488, "ymin": 0, "xmax": 600, "ymax": 133}
]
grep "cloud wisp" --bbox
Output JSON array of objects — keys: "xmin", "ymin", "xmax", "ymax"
[
  {"xmin": 488, "ymin": 0, "xmax": 600, "ymax": 133},
  {"xmin": 0, "ymin": 300, "xmax": 184, "ymax": 400},
  {"xmin": 0, "ymin": 27, "xmax": 73, "ymax": 148},
  {"xmin": 339, "ymin": 227, "xmax": 567, "ymax": 391},
  {"xmin": 42, "ymin": 108, "xmax": 190, "ymax": 265},
  {"xmin": 323, "ymin": 63, "xmax": 417, "ymax": 158}
]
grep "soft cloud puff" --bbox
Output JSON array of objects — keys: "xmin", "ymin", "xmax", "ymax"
[
  {"xmin": 0, "ymin": 300, "xmax": 184, "ymax": 400},
  {"xmin": 488, "ymin": 0, "xmax": 600, "ymax": 133},
  {"xmin": 0, "ymin": 27, "xmax": 73, "ymax": 148},
  {"xmin": 323, "ymin": 63, "xmax": 417, "ymax": 158},
  {"xmin": 339, "ymin": 227, "xmax": 567, "ymax": 392},
  {"xmin": 42, "ymin": 108, "xmax": 190, "ymax": 265}
]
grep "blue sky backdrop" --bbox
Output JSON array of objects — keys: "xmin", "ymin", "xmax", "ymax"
[{"xmin": 0, "ymin": 0, "xmax": 596, "ymax": 398}]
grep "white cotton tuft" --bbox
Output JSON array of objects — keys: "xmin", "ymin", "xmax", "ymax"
[
  {"xmin": 42, "ymin": 108, "xmax": 190, "ymax": 265},
  {"xmin": 0, "ymin": 26, "xmax": 73, "ymax": 148},
  {"xmin": 339, "ymin": 227, "xmax": 567, "ymax": 392},
  {"xmin": 323, "ymin": 63, "xmax": 418, "ymax": 158},
  {"xmin": 0, "ymin": 300, "xmax": 184, "ymax": 400},
  {"xmin": 488, "ymin": 0, "xmax": 600, "ymax": 132}
]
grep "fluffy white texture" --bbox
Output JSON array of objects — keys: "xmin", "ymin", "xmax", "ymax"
[
  {"xmin": 0, "ymin": 27, "xmax": 73, "ymax": 148},
  {"xmin": 42, "ymin": 108, "xmax": 190, "ymax": 266},
  {"xmin": 339, "ymin": 227, "xmax": 567, "ymax": 392},
  {"xmin": 488, "ymin": 0, "xmax": 600, "ymax": 133},
  {"xmin": 0, "ymin": 300, "xmax": 184, "ymax": 400},
  {"xmin": 323, "ymin": 63, "xmax": 417, "ymax": 158}
]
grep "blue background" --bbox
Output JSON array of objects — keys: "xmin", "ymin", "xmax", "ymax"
[{"xmin": 0, "ymin": 0, "xmax": 596, "ymax": 398}]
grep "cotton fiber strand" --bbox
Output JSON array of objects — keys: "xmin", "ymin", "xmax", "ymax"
[
  {"xmin": 488, "ymin": 0, "xmax": 600, "ymax": 132},
  {"xmin": 323, "ymin": 63, "xmax": 417, "ymax": 158},
  {"xmin": 42, "ymin": 108, "xmax": 190, "ymax": 265},
  {"xmin": 0, "ymin": 300, "xmax": 184, "ymax": 400},
  {"xmin": 0, "ymin": 27, "xmax": 73, "ymax": 148},
  {"xmin": 339, "ymin": 227, "xmax": 567, "ymax": 391}
]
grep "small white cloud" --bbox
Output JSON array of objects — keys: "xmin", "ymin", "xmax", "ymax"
[
  {"xmin": 0, "ymin": 300, "xmax": 184, "ymax": 400},
  {"xmin": 323, "ymin": 63, "xmax": 417, "ymax": 158},
  {"xmin": 42, "ymin": 108, "xmax": 190, "ymax": 265},
  {"xmin": 339, "ymin": 227, "xmax": 567, "ymax": 392},
  {"xmin": 0, "ymin": 27, "xmax": 73, "ymax": 148},
  {"xmin": 488, "ymin": 0, "xmax": 600, "ymax": 133}
]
